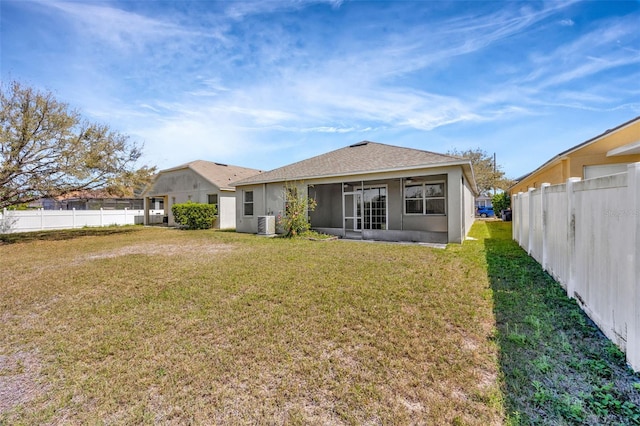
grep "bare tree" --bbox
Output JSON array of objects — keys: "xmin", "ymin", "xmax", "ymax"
[{"xmin": 0, "ymin": 81, "xmax": 155, "ymax": 209}]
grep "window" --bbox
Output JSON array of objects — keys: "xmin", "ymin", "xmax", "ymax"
[
  {"xmin": 404, "ymin": 181, "xmax": 446, "ymax": 215},
  {"xmin": 243, "ymin": 191, "xmax": 254, "ymax": 216},
  {"xmin": 405, "ymin": 185, "xmax": 423, "ymax": 214},
  {"xmin": 208, "ymin": 194, "xmax": 218, "ymax": 211}
]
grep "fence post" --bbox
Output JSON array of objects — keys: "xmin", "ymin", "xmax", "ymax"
[
  {"xmin": 540, "ymin": 183, "xmax": 551, "ymax": 271},
  {"xmin": 565, "ymin": 177, "xmax": 581, "ymax": 300},
  {"xmin": 517, "ymin": 192, "xmax": 524, "ymax": 247},
  {"xmin": 40, "ymin": 208, "xmax": 44, "ymax": 230},
  {"xmin": 100, "ymin": 208, "xmax": 104, "ymax": 227},
  {"xmin": 527, "ymin": 187, "xmax": 535, "ymax": 255},
  {"xmin": 124, "ymin": 207, "xmax": 128, "ymax": 225},
  {"xmin": 72, "ymin": 208, "xmax": 76, "ymax": 229},
  {"xmin": 626, "ymin": 163, "xmax": 640, "ymax": 371},
  {"xmin": 512, "ymin": 194, "xmax": 518, "ymax": 242}
]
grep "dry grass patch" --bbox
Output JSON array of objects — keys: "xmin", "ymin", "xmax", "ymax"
[
  {"xmin": 1, "ymin": 226, "xmax": 503, "ymax": 424},
  {"xmin": 0, "ymin": 350, "xmax": 46, "ymax": 413},
  {"xmin": 79, "ymin": 241, "xmax": 233, "ymax": 262}
]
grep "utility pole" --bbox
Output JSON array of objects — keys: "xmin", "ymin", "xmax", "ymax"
[{"xmin": 493, "ymin": 152, "xmax": 497, "ymax": 196}]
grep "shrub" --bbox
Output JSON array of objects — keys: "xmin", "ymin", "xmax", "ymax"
[
  {"xmin": 492, "ymin": 192, "xmax": 510, "ymax": 214},
  {"xmin": 278, "ymin": 182, "xmax": 317, "ymax": 238},
  {"xmin": 171, "ymin": 201, "xmax": 217, "ymax": 230}
]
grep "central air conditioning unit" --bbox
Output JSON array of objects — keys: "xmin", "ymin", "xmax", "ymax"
[{"xmin": 257, "ymin": 215, "xmax": 276, "ymax": 235}]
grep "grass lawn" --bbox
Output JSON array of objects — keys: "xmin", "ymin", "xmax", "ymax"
[{"xmin": 1, "ymin": 221, "xmax": 638, "ymax": 424}]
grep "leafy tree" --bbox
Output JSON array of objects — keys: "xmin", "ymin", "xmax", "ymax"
[
  {"xmin": 447, "ymin": 148, "xmax": 514, "ymax": 195},
  {"xmin": 278, "ymin": 182, "xmax": 317, "ymax": 238},
  {"xmin": 171, "ymin": 201, "xmax": 217, "ymax": 230},
  {"xmin": 105, "ymin": 165, "xmax": 157, "ymax": 198},
  {"xmin": 491, "ymin": 192, "xmax": 510, "ymax": 214},
  {"xmin": 0, "ymin": 80, "xmax": 155, "ymax": 209}
]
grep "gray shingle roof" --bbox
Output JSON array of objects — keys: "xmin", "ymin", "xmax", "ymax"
[
  {"xmin": 232, "ymin": 141, "xmax": 467, "ymax": 185},
  {"xmin": 158, "ymin": 160, "xmax": 263, "ymax": 191}
]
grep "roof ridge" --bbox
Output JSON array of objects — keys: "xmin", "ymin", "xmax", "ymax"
[
  {"xmin": 233, "ymin": 141, "xmax": 468, "ymax": 186},
  {"xmin": 351, "ymin": 140, "xmax": 464, "ymax": 160}
]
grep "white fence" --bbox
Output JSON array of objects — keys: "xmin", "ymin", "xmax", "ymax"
[
  {"xmin": 513, "ymin": 162, "xmax": 640, "ymax": 371},
  {"xmin": 0, "ymin": 209, "xmax": 165, "ymax": 234}
]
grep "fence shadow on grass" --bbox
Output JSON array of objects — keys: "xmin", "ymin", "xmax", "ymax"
[
  {"xmin": 482, "ymin": 221, "xmax": 640, "ymax": 425},
  {"xmin": 0, "ymin": 225, "xmax": 141, "ymax": 245}
]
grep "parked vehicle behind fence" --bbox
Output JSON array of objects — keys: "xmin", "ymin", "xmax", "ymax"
[{"xmin": 476, "ymin": 206, "xmax": 494, "ymax": 218}]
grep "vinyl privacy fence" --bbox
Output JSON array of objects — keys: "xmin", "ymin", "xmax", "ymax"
[
  {"xmin": 512, "ymin": 162, "xmax": 640, "ymax": 371},
  {"xmin": 0, "ymin": 209, "xmax": 165, "ymax": 233}
]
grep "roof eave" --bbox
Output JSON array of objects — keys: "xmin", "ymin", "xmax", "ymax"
[
  {"xmin": 511, "ymin": 115, "xmax": 640, "ymax": 190},
  {"xmin": 232, "ymin": 160, "xmax": 474, "ymax": 187},
  {"xmin": 607, "ymin": 139, "xmax": 640, "ymax": 157}
]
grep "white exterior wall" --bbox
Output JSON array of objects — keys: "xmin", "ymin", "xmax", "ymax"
[{"xmin": 512, "ymin": 163, "xmax": 640, "ymax": 371}]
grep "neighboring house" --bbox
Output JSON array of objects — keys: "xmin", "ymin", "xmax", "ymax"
[
  {"xmin": 29, "ymin": 190, "xmax": 143, "ymax": 210},
  {"xmin": 510, "ymin": 115, "xmax": 640, "ymax": 196},
  {"xmin": 475, "ymin": 195, "xmax": 493, "ymax": 209},
  {"xmin": 141, "ymin": 161, "xmax": 262, "ymax": 229},
  {"xmin": 232, "ymin": 141, "xmax": 478, "ymax": 244}
]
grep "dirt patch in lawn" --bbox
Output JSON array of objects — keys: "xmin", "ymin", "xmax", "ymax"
[
  {"xmin": 0, "ymin": 350, "xmax": 46, "ymax": 414},
  {"xmin": 78, "ymin": 242, "xmax": 234, "ymax": 262}
]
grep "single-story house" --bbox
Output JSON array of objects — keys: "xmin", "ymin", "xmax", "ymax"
[
  {"xmin": 475, "ymin": 195, "xmax": 493, "ymax": 209},
  {"xmin": 232, "ymin": 141, "xmax": 478, "ymax": 244},
  {"xmin": 29, "ymin": 189, "xmax": 143, "ymax": 210},
  {"xmin": 142, "ymin": 160, "xmax": 262, "ymax": 229},
  {"xmin": 510, "ymin": 115, "xmax": 640, "ymax": 196}
]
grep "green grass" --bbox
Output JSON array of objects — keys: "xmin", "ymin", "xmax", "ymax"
[
  {"xmin": 0, "ymin": 225, "xmax": 502, "ymax": 424},
  {"xmin": 483, "ymin": 221, "xmax": 640, "ymax": 425},
  {"xmin": 1, "ymin": 222, "xmax": 638, "ymax": 424}
]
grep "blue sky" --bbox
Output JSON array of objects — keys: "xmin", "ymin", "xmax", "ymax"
[{"xmin": 1, "ymin": 0, "xmax": 639, "ymax": 178}]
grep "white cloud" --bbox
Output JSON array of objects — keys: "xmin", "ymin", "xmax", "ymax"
[
  {"xmin": 9, "ymin": 0, "xmax": 636, "ymax": 176},
  {"xmin": 41, "ymin": 0, "xmax": 224, "ymax": 52}
]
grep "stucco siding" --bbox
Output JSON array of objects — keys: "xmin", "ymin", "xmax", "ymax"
[
  {"xmin": 146, "ymin": 169, "xmax": 217, "ymax": 197},
  {"xmin": 445, "ymin": 168, "xmax": 463, "ymax": 243},
  {"xmin": 265, "ymin": 182, "xmax": 287, "ymax": 218},
  {"xmin": 235, "ymin": 184, "xmax": 263, "ymax": 233},
  {"xmin": 511, "ymin": 162, "xmax": 564, "ymax": 195},
  {"xmin": 462, "ymin": 176, "xmax": 476, "ymax": 239}
]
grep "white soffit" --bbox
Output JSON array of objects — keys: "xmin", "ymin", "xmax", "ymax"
[{"xmin": 607, "ymin": 140, "xmax": 640, "ymax": 157}]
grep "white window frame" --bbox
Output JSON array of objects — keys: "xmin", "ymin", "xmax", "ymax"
[{"xmin": 404, "ymin": 180, "xmax": 446, "ymax": 215}]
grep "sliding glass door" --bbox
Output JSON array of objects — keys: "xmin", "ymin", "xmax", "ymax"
[{"xmin": 343, "ymin": 184, "xmax": 387, "ymax": 231}]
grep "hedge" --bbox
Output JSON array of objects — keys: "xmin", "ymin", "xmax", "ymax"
[{"xmin": 171, "ymin": 202, "xmax": 217, "ymax": 230}]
